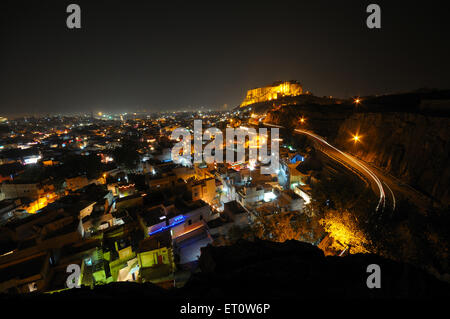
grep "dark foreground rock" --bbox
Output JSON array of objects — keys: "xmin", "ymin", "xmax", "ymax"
[{"xmin": 2, "ymin": 240, "xmax": 449, "ymax": 300}]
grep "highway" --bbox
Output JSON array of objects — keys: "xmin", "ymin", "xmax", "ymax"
[
  {"xmin": 263, "ymin": 122, "xmax": 396, "ymax": 212},
  {"xmin": 294, "ymin": 128, "xmax": 393, "ymax": 212}
]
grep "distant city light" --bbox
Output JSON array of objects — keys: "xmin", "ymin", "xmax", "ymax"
[
  {"xmin": 264, "ymin": 191, "xmax": 277, "ymax": 202},
  {"xmin": 23, "ymin": 155, "xmax": 42, "ymax": 165}
]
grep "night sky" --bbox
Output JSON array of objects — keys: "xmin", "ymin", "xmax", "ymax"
[{"xmin": 1, "ymin": 0, "xmax": 449, "ymax": 117}]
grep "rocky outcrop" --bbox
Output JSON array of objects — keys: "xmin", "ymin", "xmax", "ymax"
[
  {"xmin": 8, "ymin": 240, "xmax": 449, "ymax": 299},
  {"xmin": 334, "ymin": 112, "xmax": 450, "ymax": 205},
  {"xmin": 189, "ymin": 239, "xmax": 449, "ymax": 299},
  {"xmin": 264, "ymin": 103, "xmax": 353, "ymax": 139},
  {"xmin": 260, "ymin": 93, "xmax": 450, "ymax": 206}
]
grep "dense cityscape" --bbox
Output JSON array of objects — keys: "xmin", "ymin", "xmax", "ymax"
[
  {"xmin": 0, "ymin": 83, "xmax": 449, "ymax": 299},
  {"xmin": 0, "ymin": 88, "xmax": 319, "ymax": 292}
]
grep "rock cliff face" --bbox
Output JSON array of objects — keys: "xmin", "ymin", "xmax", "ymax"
[
  {"xmin": 334, "ymin": 112, "xmax": 450, "ymax": 205},
  {"xmin": 264, "ymin": 103, "xmax": 352, "ymax": 139},
  {"xmin": 262, "ymin": 94, "xmax": 450, "ymax": 205}
]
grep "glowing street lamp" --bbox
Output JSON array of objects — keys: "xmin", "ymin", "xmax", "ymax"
[
  {"xmin": 354, "ymin": 98, "xmax": 361, "ymax": 105},
  {"xmin": 352, "ymin": 134, "xmax": 361, "ymax": 143},
  {"xmin": 299, "ymin": 116, "xmax": 306, "ymax": 124}
]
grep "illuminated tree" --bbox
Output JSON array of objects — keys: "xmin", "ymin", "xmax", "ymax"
[
  {"xmin": 113, "ymin": 139, "xmax": 140, "ymax": 169},
  {"xmin": 320, "ymin": 210, "xmax": 370, "ymax": 254}
]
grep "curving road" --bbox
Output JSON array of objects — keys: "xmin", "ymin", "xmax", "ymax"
[
  {"xmin": 262, "ymin": 122, "xmax": 396, "ymax": 212},
  {"xmin": 294, "ymin": 128, "xmax": 393, "ymax": 212}
]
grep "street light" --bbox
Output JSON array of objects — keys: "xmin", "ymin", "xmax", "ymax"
[
  {"xmin": 299, "ymin": 116, "xmax": 306, "ymax": 124},
  {"xmin": 354, "ymin": 98, "xmax": 361, "ymax": 105},
  {"xmin": 352, "ymin": 134, "xmax": 361, "ymax": 142}
]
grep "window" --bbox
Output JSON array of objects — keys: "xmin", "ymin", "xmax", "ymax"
[{"xmin": 84, "ymin": 257, "xmax": 92, "ymax": 266}]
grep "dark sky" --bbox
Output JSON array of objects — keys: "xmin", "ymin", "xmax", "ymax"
[{"xmin": 1, "ymin": 0, "xmax": 449, "ymax": 117}]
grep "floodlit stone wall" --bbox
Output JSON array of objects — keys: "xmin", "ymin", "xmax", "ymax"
[{"xmin": 240, "ymin": 81, "xmax": 303, "ymax": 107}]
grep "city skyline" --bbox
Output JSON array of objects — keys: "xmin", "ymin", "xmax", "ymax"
[{"xmin": 0, "ymin": 1, "xmax": 449, "ymax": 302}]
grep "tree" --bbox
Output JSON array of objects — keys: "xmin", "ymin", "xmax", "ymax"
[
  {"xmin": 252, "ymin": 212, "xmax": 302, "ymax": 243},
  {"xmin": 113, "ymin": 139, "xmax": 140, "ymax": 169},
  {"xmin": 319, "ymin": 209, "xmax": 370, "ymax": 254}
]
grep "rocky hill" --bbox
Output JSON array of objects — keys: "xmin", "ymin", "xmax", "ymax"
[
  {"xmin": 334, "ymin": 112, "xmax": 450, "ymax": 205},
  {"xmin": 5, "ymin": 240, "xmax": 449, "ymax": 300},
  {"xmin": 259, "ymin": 91, "xmax": 450, "ymax": 206},
  {"xmin": 263, "ymin": 102, "xmax": 353, "ymax": 139}
]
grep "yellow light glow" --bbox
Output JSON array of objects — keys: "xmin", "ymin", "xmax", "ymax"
[
  {"xmin": 320, "ymin": 210, "xmax": 369, "ymax": 254},
  {"xmin": 240, "ymin": 81, "xmax": 303, "ymax": 107}
]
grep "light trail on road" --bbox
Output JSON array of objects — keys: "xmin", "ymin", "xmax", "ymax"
[
  {"xmin": 382, "ymin": 181, "xmax": 396, "ymax": 211},
  {"xmin": 294, "ymin": 129, "xmax": 386, "ymax": 211},
  {"xmin": 263, "ymin": 122, "xmax": 284, "ymax": 128},
  {"xmin": 261, "ymin": 122, "xmax": 395, "ymax": 211}
]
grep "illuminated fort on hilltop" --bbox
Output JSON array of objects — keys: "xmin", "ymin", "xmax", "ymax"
[{"xmin": 240, "ymin": 80, "xmax": 303, "ymax": 107}]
